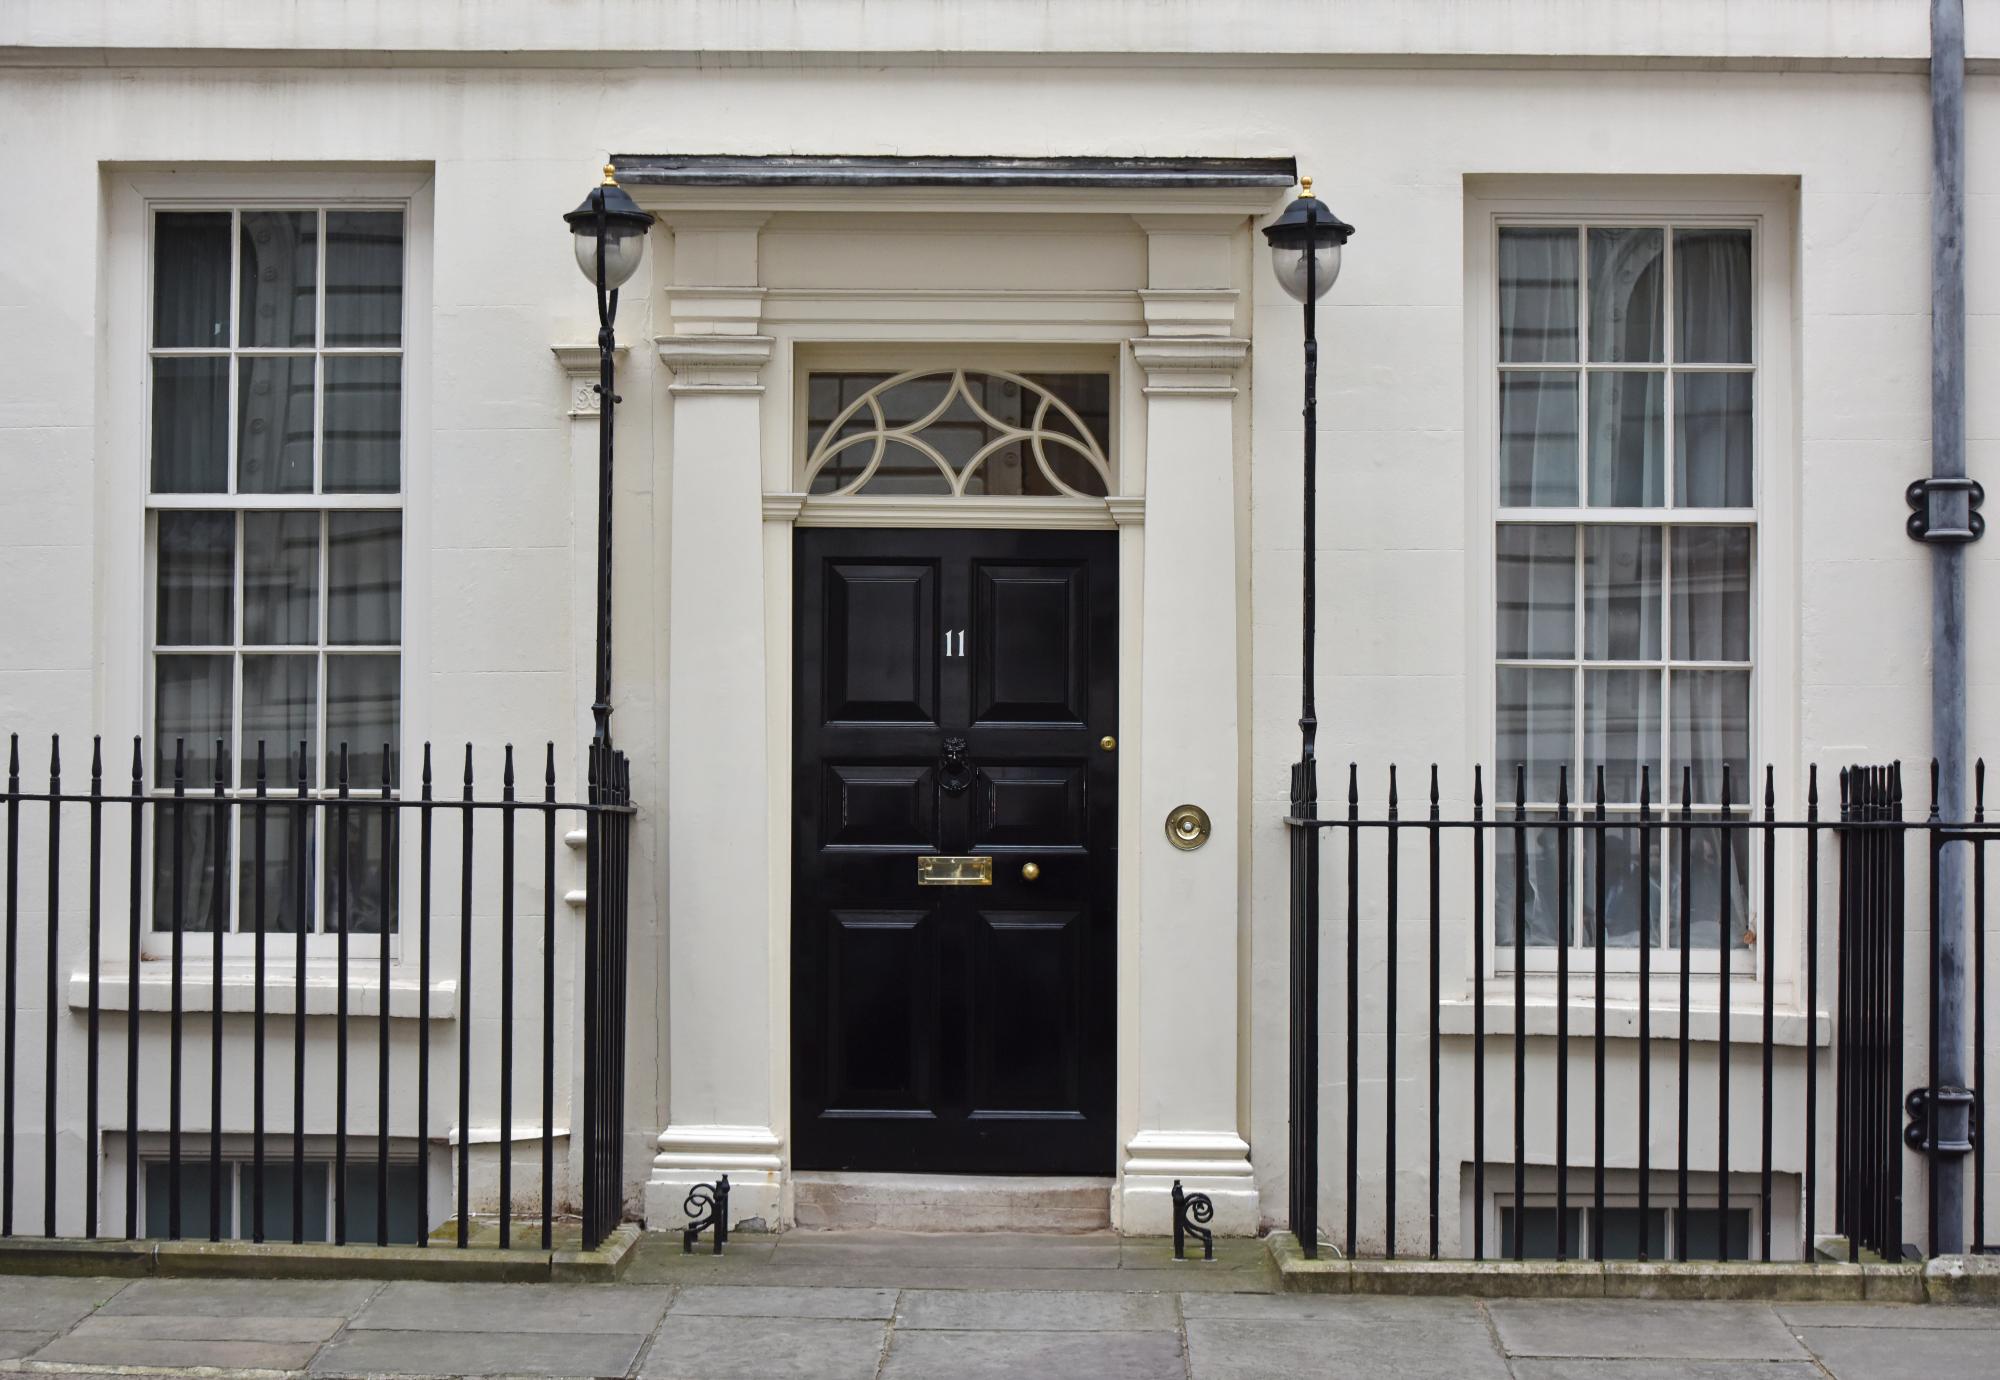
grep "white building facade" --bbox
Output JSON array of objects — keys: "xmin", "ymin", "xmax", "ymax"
[{"xmin": 0, "ymin": 2, "xmax": 1995, "ymax": 1256}]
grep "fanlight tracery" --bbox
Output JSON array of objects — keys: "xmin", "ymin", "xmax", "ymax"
[{"xmin": 803, "ymin": 369, "xmax": 1113, "ymax": 499}]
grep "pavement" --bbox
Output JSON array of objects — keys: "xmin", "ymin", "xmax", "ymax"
[{"xmin": 0, "ymin": 1232, "xmax": 1994, "ymax": 1378}]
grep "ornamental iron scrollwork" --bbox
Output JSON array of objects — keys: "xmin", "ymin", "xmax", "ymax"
[
  {"xmin": 939, "ymin": 737, "xmax": 974, "ymax": 796},
  {"xmin": 1172, "ymin": 1178, "xmax": 1215, "ymax": 1262},
  {"xmin": 682, "ymin": 1175, "xmax": 730, "ymax": 1255},
  {"xmin": 803, "ymin": 368, "xmax": 1112, "ymax": 499}
]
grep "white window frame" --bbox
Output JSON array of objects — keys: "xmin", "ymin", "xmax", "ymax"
[
  {"xmin": 1465, "ymin": 179, "xmax": 1800, "ymax": 1009},
  {"xmin": 103, "ymin": 169, "xmax": 433, "ymax": 963}
]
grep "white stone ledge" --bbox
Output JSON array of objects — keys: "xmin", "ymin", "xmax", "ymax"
[
  {"xmin": 1436, "ymin": 998, "xmax": 1831, "ymax": 1047},
  {"xmin": 67, "ymin": 967, "xmax": 459, "ymax": 1020}
]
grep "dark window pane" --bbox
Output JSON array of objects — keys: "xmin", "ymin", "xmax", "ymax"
[
  {"xmin": 1681, "ymin": 1207, "xmax": 1753, "ymax": 1260},
  {"xmin": 1599, "ymin": 1208, "xmax": 1670, "ymax": 1260},
  {"xmin": 151, "ymin": 357, "xmax": 229, "ymax": 493},
  {"xmin": 1674, "ymin": 373, "xmax": 1753, "ymax": 507},
  {"xmin": 1675, "ymin": 230, "xmax": 1753, "ymax": 364},
  {"xmin": 153, "ymin": 212, "xmax": 231, "ymax": 348},
  {"xmin": 238, "ymin": 1162, "xmax": 329, "ymax": 1242},
  {"xmin": 1496, "ymin": 816, "xmax": 1569, "ymax": 947},
  {"xmin": 1587, "ymin": 371, "xmax": 1665, "ymax": 507},
  {"xmin": 1670, "ymin": 529, "xmax": 1752, "ymax": 662},
  {"xmin": 1583, "ymin": 526, "xmax": 1662, "ymax": 661},
  {"xmin": 1587, "ymin": 228, "xmax": 1664, "ymax": 363},
  {"xmin": 1497, "ymin": 667, "xmax": 1574, "ymax": 802},
  {"xmin": 239, "ymin": 798, "xmax": 316, "ymax": 934},
  {"xmin": 1583, "ymin": 669, "xmax": 1661, "ymax": 805},
  {"xmin": 241, "ymin": 655, "xmax": 316, "ymax": 787},
  {"xmin": 327, "ymin": 653, "xmax": 399, "ymax": 790},
  {"xmin": 343, "ymin": 1162, "xmax": 424, "ymax": 1243},
  {"xmin": 1583, "ymin": 817, "xmax": 1663, "ymax": 947},
  {"xmin": 237, "ymin": 356, "xmax": 315, "ymax": 494},
  {"xmin": 1670, "ymin": 669, "xmax": 1751, "ymax": 805},
  {"xmin": 1500, "ymin": 372, "xmax": 1580, "ymax": 506},
  {"xmin": 1667, "ymin": 818, "xmax": 1751, "ymax": 951},
  {"xmin": 328, "ymin": 513, "xmax": 402, "ymax": 644},
  {"xmin": 325, "ymin": 211, "xmax": 404, "ymax": 346},
  {"xmin": 239, "ymin": 211, "xmax": 318, "ymax": 348},
  {"xmin": 1500, "ymin": 1206, "xmax": 1582, "ymax": 1259},
  {"xmin": 1496, "ymin": 524, "xmax": 1576, "ymax": 660},
  {"xmin": 324, "ymin": 795, "xmax": 397, "ymax": 935},
  {"xmin": 156, "ymin": 511, "xmax": 234, "ymax": 646},
  {"xmin": 243, "ymin": 512, "xmax": 318, "ymax": 645},
  {"xmin": 323, "ymin": 356, "xmax": 401, "ymax": 492},
  {"xmin": 1499, "ymin": 228, "xmax": 1579, "ymax": 363},
  {"xmin": 146, "ymin": 1161, "xmax": 221, "ymax": 1238},
  {"xmin": 152, "ymin": 799, "xmax": 231, "ymax": 934},
  {"xmin": 153, "ymin": 654, "xmax": 231, "ymax": 787}
]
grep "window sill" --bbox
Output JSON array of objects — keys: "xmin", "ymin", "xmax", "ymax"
[
  {"xmin": 67, "ymin": 966, "xmax": 458, "ymax": 1020},
  {"xmin": 1438, "ymin": 997, "xmax": 1829, "ymax": 1048}
]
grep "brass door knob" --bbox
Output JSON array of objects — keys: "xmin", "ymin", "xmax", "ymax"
[
  {"xmin": 1099, "ymin": 736, "xmax": 1117, "ymax": 752},
  {"xmin": 1021, "ymin": 862, "xmax": 1041, "ymax": 881}
]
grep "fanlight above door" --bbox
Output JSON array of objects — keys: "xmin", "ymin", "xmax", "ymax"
[{"xmin": 804, "ymin": 369, "xmax": 1112, "ymax": 499}]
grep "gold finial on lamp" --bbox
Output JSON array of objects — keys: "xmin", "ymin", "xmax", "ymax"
[
  {"xmin": 602, "ymin": 162, "xmax": 619, "ymax": 186},
  {"xmin": 1301, "ymin": 175, "xmax": 1313, "ymax": 196}
]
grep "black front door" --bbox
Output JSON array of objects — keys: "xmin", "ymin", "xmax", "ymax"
[{"xmin": 792, "ymin": 528, "xmax": 1117, "ymax": 1174}]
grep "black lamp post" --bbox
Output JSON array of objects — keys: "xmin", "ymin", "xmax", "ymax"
[
  {"xmin": 1263, "ymin": 176, "xmax": 1353, "ymax": 1261},
  {"xmin": 564, "ymin": 164, "xmax": 655, "ymax": 746},
  {"xmin": 1262, "ymin": 175, "xmax": 1354, "ymax": 813}
]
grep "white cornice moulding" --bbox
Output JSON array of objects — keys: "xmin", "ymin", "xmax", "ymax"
[
  {"xmin": 550, "ymin": 343, "xmax": 627, "ymax": 417},
  {"xmin": 762, "ymin": 492, "xmax": 808, "ymax": 524},
  {"xmin": 1129, "ymin": 335, "xmax": 1250, "ymax": 396},
  {"xmin": 1105, "ymin": 496, "xmax": 1146, "ymax": 527},
  {"xmin": 657, "ymin": 334, "xmax": 776, "ymax": 394},
  {"xmin": 793, "ymin": 495, "xmax": 1119, "ymax": 530}
]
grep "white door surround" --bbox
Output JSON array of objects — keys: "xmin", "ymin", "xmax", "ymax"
[{"xmin": 633, "ymin": 158, "xmax": 1290, "ymax": 1234}]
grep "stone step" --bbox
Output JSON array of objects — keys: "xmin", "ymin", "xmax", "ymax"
[{"xmin": 791, "ymin": 1172, "xmax": 1114, "ymax": 1233}]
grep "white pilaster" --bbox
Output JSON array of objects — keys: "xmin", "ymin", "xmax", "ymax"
[
  {"xmin": 645, "ymin": 216, "xmax": 784, "ymax": 1229},
  {"xmin": 1121, "ymin": 214, "xmax": 1257, "ymax": 1234}
]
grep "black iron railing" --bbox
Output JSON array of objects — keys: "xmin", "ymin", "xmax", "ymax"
[
  {"xmin": 1286, "ymin": 757, "xmax": 1994, "ymax": 1264},
  {"xmin": 0, "ymin": 732, "xmax": 634, "ymax": 1250}
]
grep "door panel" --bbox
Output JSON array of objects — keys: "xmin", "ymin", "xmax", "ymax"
[
  {"xmin": 823, "ymin": 561, "xmax": 940, "ymax": 724},
  {"xmin": 971, "ymin": 561, "xmax": 1089, "ymax": 724},
  {"xmin": 793, "ymin": 528, "xmax": 1117, "ymax": 1175}
]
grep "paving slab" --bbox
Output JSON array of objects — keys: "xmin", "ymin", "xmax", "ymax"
[
  {"xmin": 668, "ymin": 1285, "xmax": 898, "ymax": 1319},
  {"xmin": 0, "ymin": 1275, "xmax": 129, "ymax": 1329},
  {"xmin": 1118, "ymin": 1237, "xmax": 1269, "ymax": 1271},
  {"xmin": 1180, "ymin": 1291, "xmax": 1435, "ymax": 1320},
  {"xmin": 771, "ymin": 1230, "xmax": 1122, "ymax": 1270},
  {"xmin": 1800, "ymin": 1325, "xmax": 2000, "ymax": 1380},
  {"xmin": 1512, "ymin": 1363, "xmax": 1820, "ymax": 1379},
  {"xmin": 0, "ymin": 1330, "xmax": 52, "ymax": 1361},
  {"xmin": 881, "ymin": 1327, "xmax": 1185, "ymax": 1380},
  {"xmin": 65, "ymin": 1313, "xmax": 347, "ymax": 1343},
  {"xmin": 701, "ymin": 1262, "xmax": 1249, "ymax": 1292},
  {"xmin": 313, "ymin": 1327, "xmax": 652, "ymax": 1378},
  {"xmin": 97, "ymin": 1276, "xmax": 380, "ymax": 1317},
  {"xmin": 638, "ymin": 1314, "xmax": 888, "ymax": 1380},
  {"xmin": 352, "ymin": 1280, "xmax": 671, "ymax": 1334},
  {"xmin": 1777, "ymin": 1301, "xmax": 2000, "ymax": 1329},
  {"xmin": 1489, "ymin": 1299, "xmax": 1809, "ymax": 1360},
  {"xmin": 1185, "ymin": 1311, "xmax": 1512, "ymax": 1380},
  {"xmin": 896, "ymin": 1287, "xmax": 1178, "ymax": 1331},
  {"xmin": 36, "ymin": 1334, "xmax": 327, "ymax": 1370}
]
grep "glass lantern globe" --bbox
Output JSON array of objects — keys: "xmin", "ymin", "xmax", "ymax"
[
  {"xmin": 1261, "ymin": 178, "xmax": 1354, "ymax": 303},
  {"xmin": 564, "ymin": 166, "xmax": 656, "ymax": 292}
]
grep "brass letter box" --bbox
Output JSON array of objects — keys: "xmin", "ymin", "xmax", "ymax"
[{"xmin": 917, "ymin": 855, "xmax": 993, "ymax": 887}]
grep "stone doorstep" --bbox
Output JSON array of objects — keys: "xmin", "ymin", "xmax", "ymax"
[
  {"xmin": 1266, "ymin": 1232, "xmax": 1990, "ymax": 1304},
  {"xmin": 0, "ymin": 1223, "xmax": 640, "ymax": 1284}
]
